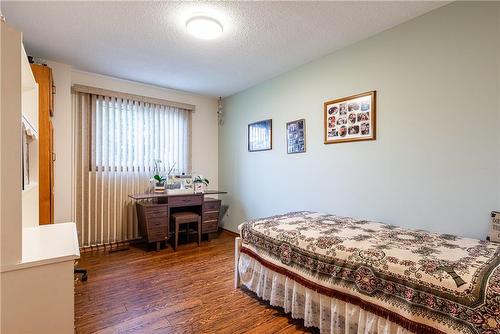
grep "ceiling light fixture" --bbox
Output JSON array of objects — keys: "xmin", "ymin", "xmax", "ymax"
[{"xmin": 186, "ymin": 16, "xmax": 223, "ymax": 40}]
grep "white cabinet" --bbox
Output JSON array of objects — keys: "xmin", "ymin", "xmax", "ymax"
[
  {"xmin": 0, "ymin": 21, "xmax": 79, "ymax": 334},
  {"xmin": 1, "ymin": 223, "xmax": 80, "ymax": 334}
]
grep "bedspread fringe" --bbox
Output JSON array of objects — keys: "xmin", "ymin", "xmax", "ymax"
[{"xmin": 239, "ymin": 247, "xmax": 445, "ymax": 334}]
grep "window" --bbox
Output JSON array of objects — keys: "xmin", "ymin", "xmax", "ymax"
[
  {"xmin": 90, "ymin": 95, "xmax": 191, "ymax": 174},
  {"xmin": 73, "ymin": 88, "xmax": 193, "ymax": 246}
]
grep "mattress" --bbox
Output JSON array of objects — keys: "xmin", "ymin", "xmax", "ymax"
[{"xmin": 238, "ymin": 211, "xmax": 500, "ymax": 334}]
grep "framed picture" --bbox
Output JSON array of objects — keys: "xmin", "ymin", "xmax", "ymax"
[
  {"xmin": 324, "ymin": 90, "xmax": 376, "ymax": 144},
  {"xmin": 248, "ymin": 119, "xmax": 272, "ymax": 152},
  {"xmin": 286, "ymin": 119, "xmax": 306, "ymax": 154}
]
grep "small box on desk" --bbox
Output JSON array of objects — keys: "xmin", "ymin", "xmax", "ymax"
[{"xmin": 166, "ymin": 188, "xmax": 194, "ymax": 195}]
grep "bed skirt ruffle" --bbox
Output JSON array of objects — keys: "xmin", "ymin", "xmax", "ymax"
[{"xmin": 238, "ymin": 252, "xmax": 413, "ymax": 334}]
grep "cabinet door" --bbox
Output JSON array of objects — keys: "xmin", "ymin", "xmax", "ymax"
[{"xmin": 30, "ymin": 64, "xmax": 54, "ymax": 225}]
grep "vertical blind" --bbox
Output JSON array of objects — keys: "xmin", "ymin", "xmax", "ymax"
[
  {"xmin": 73, "ymin": 90, "xmax": 192, "ymax": 247},
  {"xmin": 91, "ymin": 95, "xmax": 191, "ymax": 173}
]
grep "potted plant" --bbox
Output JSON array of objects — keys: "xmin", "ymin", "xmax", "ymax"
[
  {"xmin": 193, "ymin": 175, "xmax": 209, "ymax": 194},
  {"xmin": 152, "ymin": 174, "xmax": 165, "ymax": 193},
  {"xmin": 151, "ymin": 159, "xmax": 166, "ymax": 193},
  {"xmin": 153, "ymin": 174, "xmax": 166, "ymax": 187}
]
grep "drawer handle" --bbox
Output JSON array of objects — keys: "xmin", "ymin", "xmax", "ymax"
[{"xmin": 182, "ymin": 199, "xmax": 191, "ymax": 202}]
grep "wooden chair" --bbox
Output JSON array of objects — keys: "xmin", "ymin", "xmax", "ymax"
[{"xmin": 171, "ymin": 212, "xmax": 201, "ymax": 251}]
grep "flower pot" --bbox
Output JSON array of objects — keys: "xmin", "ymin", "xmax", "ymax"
[
  {"xmin": 194, "ymin": 183, "xmax": 205, "ymax": 194},
  {"xmin": 154, "ymin": 182, "xmax": 165, "ymax": 193}
]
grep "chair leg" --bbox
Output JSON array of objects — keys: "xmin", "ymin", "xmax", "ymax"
[
  {"xmin": 75, "ymin": 268, "xmax": 88, "ymax": 281},
  {"xmin": 197, "ymin": 218, "xmax": 201, "ymax": 246},
  {"xmin": 175, "ymin": 222, "xmax": 179, "ymax": 251}
]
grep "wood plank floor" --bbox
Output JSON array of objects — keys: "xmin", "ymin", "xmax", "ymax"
[{"xmin": 75, "ymin": 231, "xmax": 318, "ymax": 334}]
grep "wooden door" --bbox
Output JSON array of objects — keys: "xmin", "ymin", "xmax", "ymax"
[{"xmin": 30, "ymin": 64, "xmax": 54, "ymax": 224}]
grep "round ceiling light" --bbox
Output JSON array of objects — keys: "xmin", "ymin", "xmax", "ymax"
[{"xmin": 186, "ymin": 16, "xmax": 223, "ymax": 40}]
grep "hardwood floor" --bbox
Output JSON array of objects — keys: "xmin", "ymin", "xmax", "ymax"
[{"xmin": 75, "ymin": 231, "xmax": 318, "ymax": 334}]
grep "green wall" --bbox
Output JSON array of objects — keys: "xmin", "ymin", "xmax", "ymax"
[{"xmin": 219, "ymin": 2, "xmax": 500, "ymax": 239}]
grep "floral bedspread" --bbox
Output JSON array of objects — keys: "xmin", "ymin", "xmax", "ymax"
[{"xmin": 239, "ymin": 211, "xmax": 500, "ymax": 334}]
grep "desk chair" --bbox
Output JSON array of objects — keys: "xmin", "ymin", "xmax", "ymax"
[
  {"xmin": 75, "ymin": 267, "xmax": 88, "ymax": 281},
  {"xmin": 171, "ymin": 212, "xmax": 201, "ymax": 251}
]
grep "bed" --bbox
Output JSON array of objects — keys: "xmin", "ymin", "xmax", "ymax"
[{"xmin": 234, "ymin": 211, "xmax": 500, "ymax": 334}]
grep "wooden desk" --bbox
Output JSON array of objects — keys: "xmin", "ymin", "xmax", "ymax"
[
  {"xmin": 129, "ymin": 191, "xmax": 227, "ymax": 250},
  {"xmin": 128, "ymin": 190, "xmax": 227, "ymax": 201}
]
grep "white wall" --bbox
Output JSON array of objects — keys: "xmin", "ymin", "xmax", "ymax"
[
  {"xmin": 0, "ymin": 21, "xmax": 23, "ymax": 266},
  {"xmin": 219, "ymin": 2, "xmax": 500, "ymax": 239},
  {"xmin": 498, "ymin": 3, "xmax": 500, "ymax": 208},
  {"xmin": 49, "ymin": 64, "xmax": 218, "ymax": 223}
]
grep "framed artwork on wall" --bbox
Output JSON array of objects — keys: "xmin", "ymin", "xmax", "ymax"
[
  {"xmin": 324, "ymin": 90, "xmax": 376, "ymax": 144},
  {"xmin": 286, "ymin": 119, "xmax": 306, "ymax": 154},
  {"xmin": 248, "ymin": 119, "xmax": 272, "ymax": 152}
]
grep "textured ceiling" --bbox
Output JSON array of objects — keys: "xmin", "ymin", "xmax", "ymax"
[{"xmin": 2, "ymin": 1, "xmax": 447, "ymax": 97}]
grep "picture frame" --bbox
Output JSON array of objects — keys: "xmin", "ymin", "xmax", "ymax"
[
  {"xmin": 286, "ymin": 119, "xmax": 306, "ymax": 154},
  {"xmin": 248, "ymin": 119, "xmax": 272, "ymax": 152},
  {"xmin": 324, "ymin": 90, "xmax": 376, "ymax": 144}
]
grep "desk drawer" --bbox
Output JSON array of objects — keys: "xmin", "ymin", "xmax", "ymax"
[
  {"xmin": 203, "ymin": 211, "xmax": 219, "ymax": 222},
  {"xmin": 146, "ymin": 207, "xmax": 168, "ymax": 220},
  {"xmin": 169, "ymin": 195, "xmax": 202, "ymax": 207},
  {"xmin": 203, "ymin": 200, "xmax": 221, "ymax": 212},
  {"xmin": 202, "ymin": 220, "xmax": 218, "ymax": 233},
  {"xmin": 147, "ymin": 227, "xmax": 168, "ymax": 242},
  {"xmin": 147, "ymin": 217, "xmax": 168, "ymax": 229}
]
